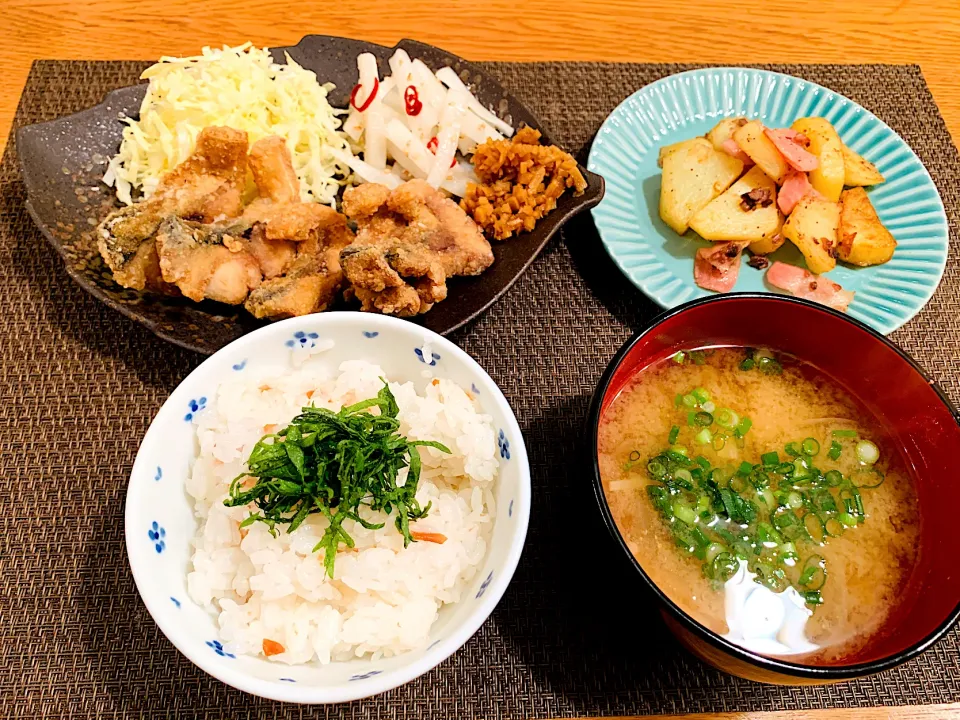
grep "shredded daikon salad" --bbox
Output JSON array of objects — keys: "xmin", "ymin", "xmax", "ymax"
[
  {"xmin": 334, "ymin": 50, "xmax": 514, "ymax": 197},
  {"xmin": 103, "ymin": 43, "xmax": 351, "ymax": 206}
]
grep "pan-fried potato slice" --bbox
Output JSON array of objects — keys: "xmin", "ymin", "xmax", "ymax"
[
  {"xmin": 838, "ymin": 187, "xmax": 896, "ymax": 265},
  {"xmin": 841, "ymin": 144, "xmax": 885, "ymax": 186},
  {"xmin": 782, "ymin": 195, "xmax": 840, "ymax": 274},
  {"xmin": 706, "ymin": 117, "xmax": 748, "ymax": 151},
  {"xmin": 733, "ymin": 120, "xmax": 788, "ymax": 183},
  {"xmin": 659, "ymin": 138, "xmax": 744, "ymax": 235},
  {"xmin": 749, "ymin": 234, "xmax": 786, "ymax": 255},
  {"xmin": 689, "ymin": 166, "xmax": 783, "ymax": 242},
  {"xmin": 658, "ymin": 138, "xmax": 704, "ymax": 168},
  {"xmin": 791, "ymin": 117, "xmax": 845, "ymax": 202}
]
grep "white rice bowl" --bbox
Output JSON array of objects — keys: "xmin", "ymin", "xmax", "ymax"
[
  {"xmin": 186, "ymin": 355, "xmax": 498, "ymax": 664},
  {"xmin": 125, "ymin": 314, "xmax": 529, "ymax": 703}
]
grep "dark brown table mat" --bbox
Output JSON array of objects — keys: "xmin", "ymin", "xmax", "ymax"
[{"xmin": 2, "ymin": 60, "xmax": 959, "ymax": 719}]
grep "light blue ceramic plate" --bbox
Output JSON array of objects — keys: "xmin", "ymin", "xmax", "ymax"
[{"xmin": 587, "ymin": 67, "xmax": 948, "ymax": 334}]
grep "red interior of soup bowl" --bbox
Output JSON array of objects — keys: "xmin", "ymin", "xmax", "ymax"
[{"xmin": 595, "ymin": 293, "xmax": 960, "ymax": 675}]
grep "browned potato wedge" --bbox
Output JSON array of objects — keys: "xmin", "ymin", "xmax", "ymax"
[
  {"xmin": 689, "ymin": 166, "xmax": 783, "ymax": 242},
  {"xmin": 733, "ymin": 120, "xmax": 788, "ymax": 183},
  {"xmin": 706, "ymin": 117, "xmax": 748, "ymax": 151},
  {"xmin": 841, "ymin": 144, "xmax": 885, "ymax": 186},
  {"xmin": 659, "ymin": 138, "xmax": 744, "ymax": 235},
  {"xmin": 749, "ymin": 234, "xmax": 786, "ymax": 255},
  {"xmin": 658, "ymin": 138, "xmax": 704, "ymax": 168},
  {"xmin": 838, "ymin": 187, "xmax": 897, "ymax": 266},
  {"xmin": 782, "ymin": 196, "xmax": 840, "ymax": 274},
  {"xmin": 791, "ymin": 117, "xmax": 844, "ymax": 202}
]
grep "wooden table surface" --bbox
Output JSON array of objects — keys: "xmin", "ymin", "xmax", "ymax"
[{"xmin": 4, "ymin": 0, "xmax": 960, "ymax": 717}]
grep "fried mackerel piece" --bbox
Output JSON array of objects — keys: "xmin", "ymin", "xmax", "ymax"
[
  {"xmin": 96, "ymin": 126, "xmax": 249, "ymax": 292},
  {"xmin": 244, "ymin": 211, "xmax": 354, "ymax": 319},
  {"xmin": 155, "ymin": 216, "xmax": 261, "ymax": 305},
  {"xmin": 339, "ymin": 180, "xmax": 492, "ymax": 316}
]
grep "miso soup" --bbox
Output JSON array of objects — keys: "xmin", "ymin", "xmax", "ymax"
[{"xmin": 597, "ymin": 347, "xmax": 920, "ymax": 663}]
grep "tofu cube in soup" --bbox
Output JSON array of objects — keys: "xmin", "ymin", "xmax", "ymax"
[
  {"xmin": 838, "ymin": 187, "xmax": 897, "ymax": 266},
  {"xmin": 689, "ymin": 166, "xmax": 783, "ymax": 243},
  {"xmin": 658, "ymin": 138, "xmax": 744, "ymax": 235},
  {"xmin": 782, "ymin": 196, "xmax": 841, "ymax": 275}
]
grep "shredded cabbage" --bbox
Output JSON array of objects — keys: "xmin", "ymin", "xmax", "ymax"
[{"xmin": 103, "ymin": 43, "xmax": 351, "ymax": 206}]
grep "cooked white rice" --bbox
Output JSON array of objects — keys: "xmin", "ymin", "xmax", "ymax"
[{"xmin": 185, "ymin": 344, "xmax": 498, "ymax": 664}]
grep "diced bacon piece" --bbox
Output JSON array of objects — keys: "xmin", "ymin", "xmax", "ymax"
[
  {"xmin": 765, "ymin": 128, "xmax": 819, "ymax": 172},
  {"xmin": 721, "ymin": 138, "xmax": 754, "ymax": 167},
  {"xmin": 766, "ymin": 261, "xmax": 855, "ymax": 311},
  {"xmin": 694, "ymin": 241, "xmax": 749, "ymax": 293},
  {"xmin": 779, "ymin": 171, "xmax": 829, "ymax": 215},
  {"xmin": 778, "ymin": 171, "xmax": 813, "ymax": 215}
]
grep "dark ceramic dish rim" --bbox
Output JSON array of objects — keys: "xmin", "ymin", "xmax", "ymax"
[
  {"xmin": 16, "ymin": 35, "xmax": 604, "ymax": 355},
  {"xmin": 586, "ymin": 291, "xmax": 960, "ymax": 680}
]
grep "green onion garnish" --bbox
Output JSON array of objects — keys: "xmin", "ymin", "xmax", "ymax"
[
  {"xmin": 734, "ymin": 416, "xmax": 753, "ymax": 437},
  {"xmin": 838, "ymin": 512, "xmax": 859, "ymax": 528},
  {"xmin": 682, "ymin": 394, "xmax": 698, "ymax": 408},
  {"xmin": 692, "ymin": 387, "xmax": 711, "ymax": 404},
  {"xmin": 701, "ymin": 400, "xmax": 716, "ymax": 413},
  {"xmin": 827, "ymin": 441, "xmax": 842, "ymax": 460},
  {"xmin": 695, "ymin": 427, "xmax": 713, "ymax": 445},
  {"xmin": 712, "ymin": 434, "xmax": 726, "ymax": 451},
  {"xmin": 739, "ymin": 358, "xmax": 755, "ymax": 371},
  {"xmin": 856, "ymin": 440, "xmax": 879, "ymax": 465},
  {"xmin": 671, "ymin": 351, "xmax": 685, "ymax": 364},
  {"xmin": 761, "ymin": 451, "xmax": 779, "ymax": 467},
  {"xmin": 715, "ymin": 408, "xmax": 739, "ymax": 429},
  {"xmin": 832, "ymin": 429, "xmax": 858, "ymax": 438},
  {"xmin": 694, "ymin": 411, "xmax": 713, "ymax": 427},
  {"xmin": 668, "ymin": 425, "xmax": 680, "ymax": 444},
  {"xmin": 801, "ymin": 438, "xmax": 820, "ymax": 456},
  {"xmin": 757, "ymin": 356, "xmax": 783, "ymax": 375},
  {"xmin": 784, "ymin": 441, "xmax": 801, "ymax": 457}
]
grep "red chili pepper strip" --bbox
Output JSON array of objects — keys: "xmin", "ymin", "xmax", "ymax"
[
  {"xmin": 426, "ymin": 136, "xmax": 456, "ymax": 168},
  {"xmin": 404, "ymin": 85, "xmax": 423, "ymax": 116},
  {"xmin": 350, "ymin": 77, "xmax": 379, "ymax": 112}
]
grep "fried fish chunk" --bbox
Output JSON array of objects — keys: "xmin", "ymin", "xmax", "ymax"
[
  {"xmin": 96, "ymin": 126, "xmax": 249, "ymax": 291},
  {"xmin": 155, "ymin": 216, "xmax": 261, "ymax": 305},
  {"xmin": 339, "ymin": 180, "xmax": 492, "ymax": 316}
]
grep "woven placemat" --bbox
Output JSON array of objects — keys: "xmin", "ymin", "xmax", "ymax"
[{"xmin": 2, "ymin": 60, "xmax": 959, "ymax": 719}]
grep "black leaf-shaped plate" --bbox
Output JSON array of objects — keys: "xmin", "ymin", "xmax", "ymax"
[{"xmin": 17, "ymin": 36, "xmax": 604, "ymax": 354}]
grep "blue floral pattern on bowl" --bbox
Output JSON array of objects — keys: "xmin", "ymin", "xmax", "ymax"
[
  {"xmin": 279, "ymin": 677, "xmax": 296, "ymax": 683},
  {"xmin": 497, "ymin": 430, "xmax": 511, "ymax": 460},
  {"xmin": 184, "ymin": 397, "xmax": 207, "ymax": 422},
  {"xmin": 170, "ymin": 596, "xmax": 181, "ymax": 608},
  {"xmin": 362, "ymin": 331, "xmax": 379, "ymax": 338},
  {"xmin": 349, "ymin": 670, "xmax": 382, "ymax": 681},
  {"xmin": 471, "ymin": 383, "xmax": 480, "ymax": 395},
  {"xmin": 508, "ymin": 499, "xmax": 514, "ymax": 518},
  {"xmin": 232, "ymin": 359, "xmax": 247, "ymax": 371},
  {"xmin": 286, "ymin": 331, "xmax": 319, "ymax": 349},
  {"xmin": 148, "ymin": 521, "xmax": 166, "ymax": 553},
  {"xmin": 206, "ymin": 640, "xmax": 235, "ymax": 658},
  {"xmin": 414, "ymin": 347, "xmax": 440, "ymax": 366},
  {"xmin": 476, "ymin": 570, "xmax": 494, "ymax": 599},
  {"xmin": 154, "ymin": 466, "xmax": 162, "ymax": 482}
]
